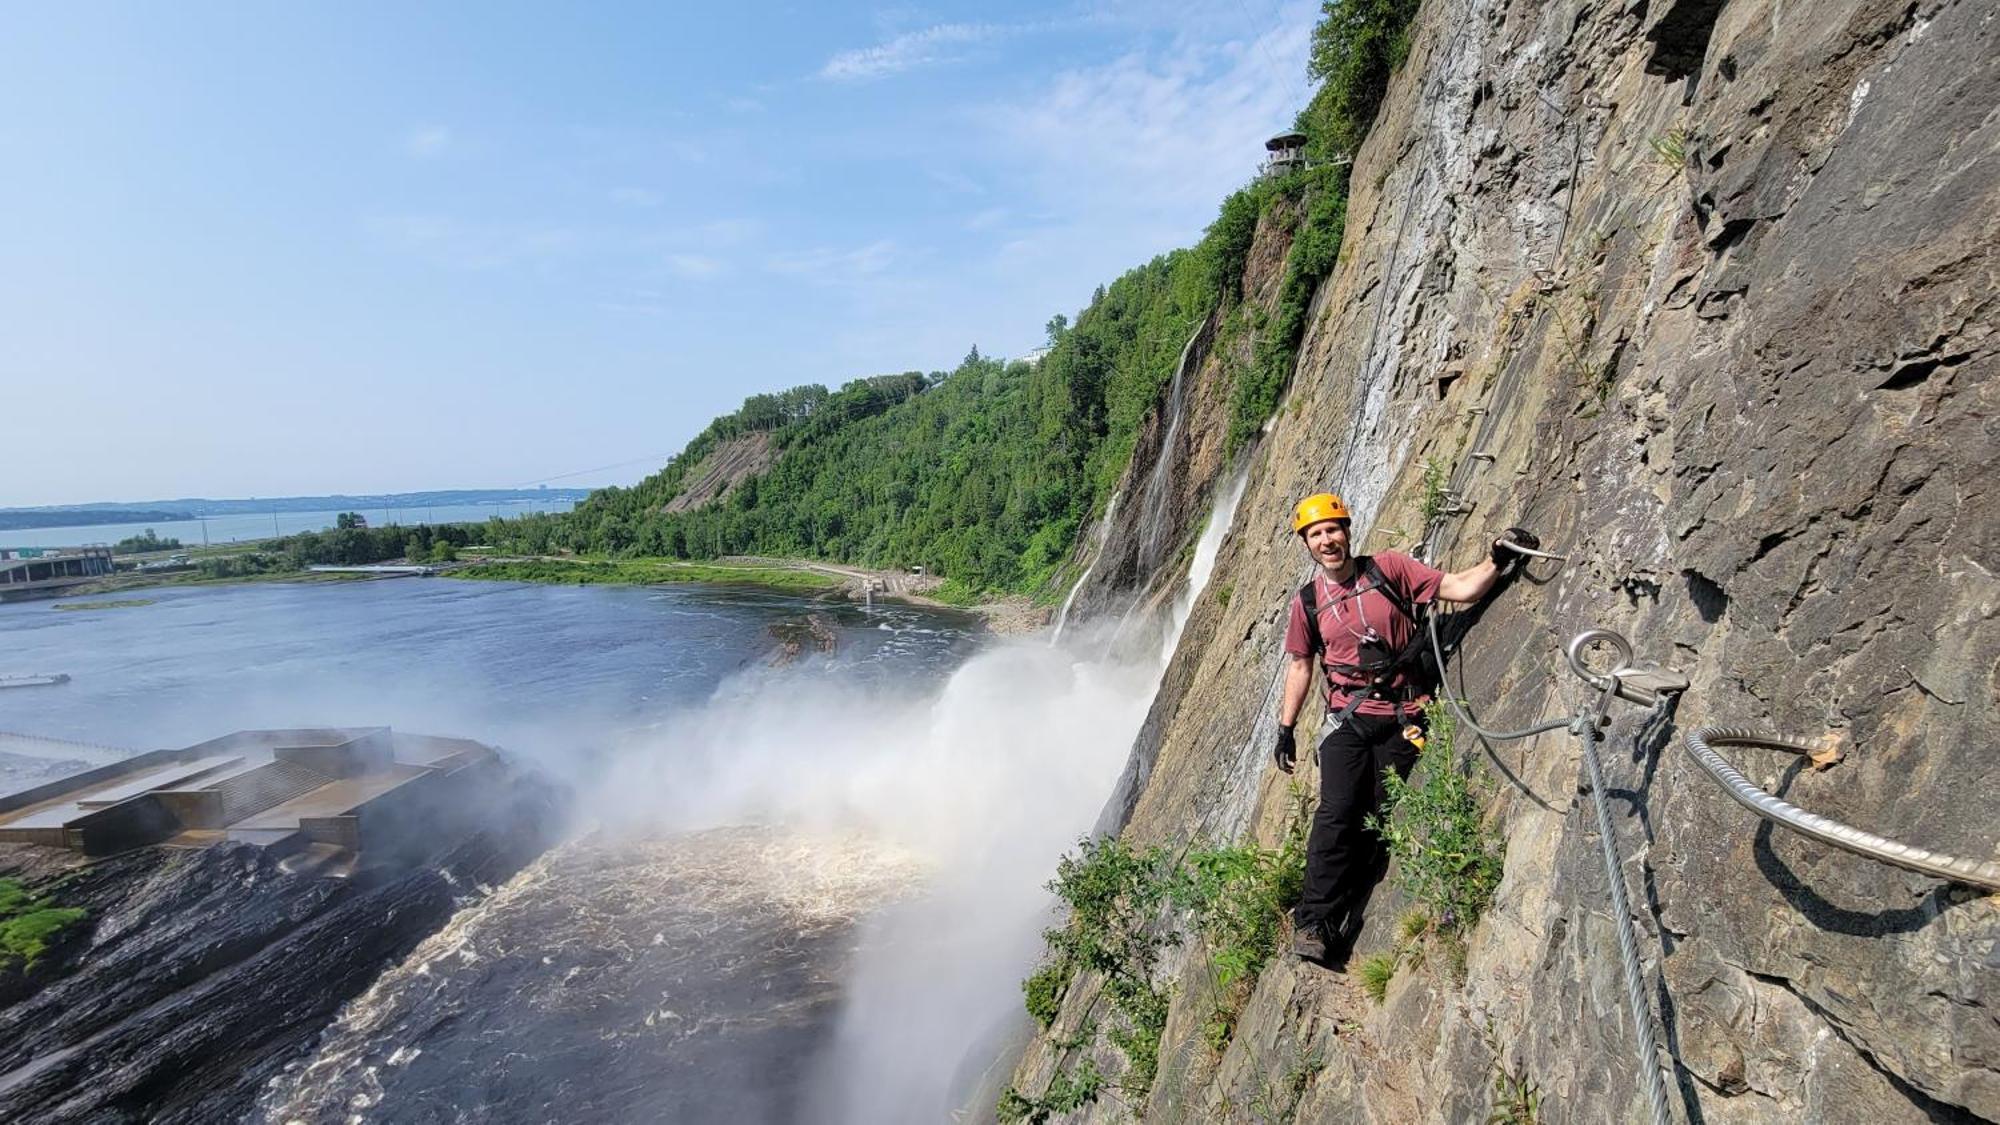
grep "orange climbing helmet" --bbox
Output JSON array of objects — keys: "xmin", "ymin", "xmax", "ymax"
[{"xmin": 1292, "ymin": 493, "xmax": 1350, "ymax": 535}]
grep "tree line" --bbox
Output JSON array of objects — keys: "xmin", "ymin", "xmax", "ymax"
[{"xmin": 465, "ymin": 0, "xmax": 1420, "ymax": 597}]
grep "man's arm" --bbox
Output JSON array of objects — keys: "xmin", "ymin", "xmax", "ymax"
[
  {"xmin": 1279, "ymin": 653, "xmax": 1313, "ymax": 726},
  {"xmin": 1435, "ymin": 528, "xmax": 1541, "ymax": 604},
  {"xmin": 1436, "ymin": 558, "xmax": 1500, "ymax": 604}
]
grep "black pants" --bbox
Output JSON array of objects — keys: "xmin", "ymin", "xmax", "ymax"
[{"xmin": 1293, "ymin": 712, "xmax": 1421, "ymax": 936}]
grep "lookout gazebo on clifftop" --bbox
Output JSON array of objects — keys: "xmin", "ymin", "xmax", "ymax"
[{"xmin": 1261, "ymin": 131, "xmax": 1307, "ymax": 178}]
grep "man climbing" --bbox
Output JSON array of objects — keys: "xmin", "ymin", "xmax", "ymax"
[{"xmin": 1271, "ymin": 491, "xmax": 1538, "ymax": 966}]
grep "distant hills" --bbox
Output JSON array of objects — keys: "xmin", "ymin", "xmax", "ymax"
[
  {"xmin": 0, "ymin": 489, "xmax": 592, "ymax": 531},
  {"xmin": 0, "ymin": 508, "xmax": 195, "ymax": 530}
]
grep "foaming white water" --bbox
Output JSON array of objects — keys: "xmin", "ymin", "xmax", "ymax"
[
  {"xmin": 575, "ymin": 639, "xmax": 1157, "ymax": 1123},
  {"xmin": 508, "ymin": 463, "xmax": 1250, "ymax": 1124}
]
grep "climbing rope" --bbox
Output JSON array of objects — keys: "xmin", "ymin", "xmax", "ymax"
[
  {"xmin": 1681, "ymin": 727, "xmax": 2000, "ymax": 893},
  {"xmin": 1428, "ymin": 621, "xmax": 1677, "ymax": 1125},
  {"xmin": 1569, "ymin": 633, "xmax": 1676, "ymax": 1125}
]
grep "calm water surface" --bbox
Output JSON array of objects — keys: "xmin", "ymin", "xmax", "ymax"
[{"xmin": 0, "ymin": 576, "xmax": 979, "ymax": 756}]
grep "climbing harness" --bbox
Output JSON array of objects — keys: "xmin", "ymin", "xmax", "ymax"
[{"xmin": 1296, "ymin": 556, "xmax": 1435, "ymax": 731}]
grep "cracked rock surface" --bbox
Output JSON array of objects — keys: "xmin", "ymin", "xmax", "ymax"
[{"xmin": 1009, "ymin": 0, "xmax": 1996, "ymax": 1120}]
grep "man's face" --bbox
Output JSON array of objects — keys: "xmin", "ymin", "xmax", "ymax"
[{"xmin": 1303, "ymin": 519, "xmax": 1351, "ymax": 571}]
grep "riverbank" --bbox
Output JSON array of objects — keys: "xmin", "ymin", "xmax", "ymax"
[
  {"xmin": 450, "ymin": 557, "xmax": 842, "ymax": 593},
  {"xmin": 716, "ymin": 555, "xmax": 1051, "ymax": 635},
  {"xmin": 40, "ymin": 552, "xmax": 1053, "ymax": 635}
]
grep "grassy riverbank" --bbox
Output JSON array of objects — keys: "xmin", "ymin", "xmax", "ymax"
[{"xmin": 450, "ymin": 557, "xmax": 843, "ymax": 593}]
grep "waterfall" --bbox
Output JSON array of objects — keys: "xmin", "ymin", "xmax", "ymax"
[
  {"xmin": 801, "ymin": 457, "xmax": 1251, "ymax": 1123},
  {"xmin": 1049, "ymin": 491, "xmax": 1121, "ymax": 645},
  {"xmin": 1133, "ymin": 322, "xmax": 1206, "ymax": 576},
  {"xmin": 1159, "ymin": 466, "xmax": 1248, "ymax": 667}
]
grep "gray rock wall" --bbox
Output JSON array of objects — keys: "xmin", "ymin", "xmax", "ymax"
[{"xmin": 1010, "ymin": 0, "xmax": 1997, "ymax": 1120}]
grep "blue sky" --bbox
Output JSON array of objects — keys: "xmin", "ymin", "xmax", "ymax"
[{"xmin": 1, "ymin": 2, "xmax": 1315, "ymax": 506}]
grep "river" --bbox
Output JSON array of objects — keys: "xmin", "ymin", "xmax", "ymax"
[
  {"xmin": 0, "ymin": 576, "xmax": 1158, "ymax": 1122},
  {"xmin": 0, "ymin": 498, "xmax": 579, "ymax": 551}
]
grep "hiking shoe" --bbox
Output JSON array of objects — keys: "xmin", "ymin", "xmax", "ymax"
[{"xmin": 1292, "ymin": 922, "xmax": 1329, "ymax": 963}]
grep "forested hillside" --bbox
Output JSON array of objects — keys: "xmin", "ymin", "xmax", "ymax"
[{"xmin": 482, "ymin": 0, "xmax": 1412, "ymax": 597}]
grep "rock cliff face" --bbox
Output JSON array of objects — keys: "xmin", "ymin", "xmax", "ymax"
[{"xmin": 1014, "ymin": 0, "xmax": 1997, "ymax": 1121}]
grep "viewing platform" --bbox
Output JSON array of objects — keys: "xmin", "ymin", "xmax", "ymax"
[{"xmin": 0, "ymin": 727, "xmax": 503, "ymax": 865}]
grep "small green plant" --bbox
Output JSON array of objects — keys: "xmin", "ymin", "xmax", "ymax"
[
  {"xmin": 1476, "ymin": 1016, "xmax": 1545, "ymax": 1124},
  {"xmin": 1419, "ymin": 457, "xmax": 1449, "ymax": 527},
  {"xmin": 1249, "ymin": 1040, "xmax": 1327, "ymax": 1124},
  {"xmin": 1488, "ymin": 1064, "xmax": 1543, "ymax": 1124},
  {"xmin": 1397, "ymin": 908, "xmax": 1432, "ymax": 945},
  {"xmin": 1356, "ymin": 951, "xmax": 1398, "ymax": 1002},
  {"xmin": 1367, "ymin": 703, "xmax": 1505, "ymax": 940},
  {"xmin": 1214, "ymin": 582, "xmax": 1234, "ymax": 609},
  {"xmin": 1648, "ymin": 128, "xmax": 1689, "ymax": 170},
  {"xmin": 0, "ymin": 878, "xmax": 88, "ymax": 975},
  {"xmin": 998, "ymin": 1057, "xmax": 1106, "ymax": 1124},
  {"xmin": 1023, "ymin": 962, "xmax": 1069, "ymax": 1029}
]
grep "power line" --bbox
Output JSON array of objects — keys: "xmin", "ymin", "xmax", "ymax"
[
  {"xmin": 512, "ymin": 452, "xmax": 677, "ymax": 489},
  {"xmin": 1235, "ymin": 0, "xmax": 1306, "ymax": 112}
]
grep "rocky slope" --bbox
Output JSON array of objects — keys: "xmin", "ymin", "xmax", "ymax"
[
  {"xmin": 0, "ymin": 764, "xmax": 564, "ymax": 1123},
  {"xmin": 662, "ymin": 430, "xmax": 777, "ymax": 513},
  {"xmin": 1012, "ymin": 0, "xmax": 1997, "ymax": 1120}
]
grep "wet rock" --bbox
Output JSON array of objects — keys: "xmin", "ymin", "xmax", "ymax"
[{"xmin": 0, "ymin": 762, "xmax": 565, "ymax": 1123}]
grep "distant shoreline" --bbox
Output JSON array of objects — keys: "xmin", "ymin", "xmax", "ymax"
[
  {"xmin": 20, "ymin": 551, "xmax": 1049, "ymax": 634},
  {"xmin": 448, "ymin": 557, "xmax": 844, "ymax": 593},
  {"xmin": 0, "ymin": 489, "xmax": 591, "ymax": 533}
]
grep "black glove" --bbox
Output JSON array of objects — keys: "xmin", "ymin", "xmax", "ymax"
[
  {"xmin": 1273, "ymin": 725, "xmax": 1297, "ymax": 773},
  {"xmin": 1492, "ymin": 527, "xmax": 1540, "ymax": 566}
]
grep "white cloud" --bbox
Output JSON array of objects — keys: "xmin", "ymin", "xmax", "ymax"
[
  {"xmin": 403, "ymin": 125, "xmax": 451, "ymax": 158},
  {"xmin": 766, "ymin": 240, "xmax": 899, "ymax": 282},
  {"xmin": 819, "ymin": 23, "xmax": 1001, "ymax": 81},
  {"xmin": 973, "ymin": 3, "xmax": 1315, "ymax": 255},
  {"xmin": 691, "ymin": 218, "xmax": 763, "ymax": 247},
  {"xmin": 925, "ymin": 166, "xmax": 986, "ymax": 195},
  {"xmin": 666, "ymin": 253, "xmax": 723, "ymax": 279},
  {"xmin": 360, "ymin": 214, "xmax": 582, "ymax": 271},
  {"xmin": 965, "ymin": 207, "xmax": 1009, "ymax": 231}
]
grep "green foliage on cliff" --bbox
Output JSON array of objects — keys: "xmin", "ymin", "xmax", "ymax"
[
  {"xmin": 1173, "ymin": 790, "xmax": 1312, "ymax": 1050},
  {"xmin": 1007, "ymin": 798, "xmax": 1316, "ymax": 1112},
  {"xmin": 462, "ymin": 0, "xmax": 1425, "ymax": 597},
  {"xmin": 1004, "ymin": 836, "xmax": 1179, "ymax": 1117},
  {"xmin": 0, "ymin": 879, "xmax": 88, "ymax": 974},
  {"xmin": 1230, "ymin": 166, "xmax": 1351, "ymax": 451},
  {"xmin": 483, "ymin": 237, "xmax": 1238, "ymax": 594},
  {"xmin": 1366, "ymin": 704, "xmax": 1505, "ymax": 939},
  {"xmin": 1298, "ymin": 0, "xmax": 1424, "ymax": 160}
]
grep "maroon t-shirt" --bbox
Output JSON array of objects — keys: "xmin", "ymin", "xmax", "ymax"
[{"xmin": 1283, "ymin": 551, "xmax": 1444, "ymax": 717}]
